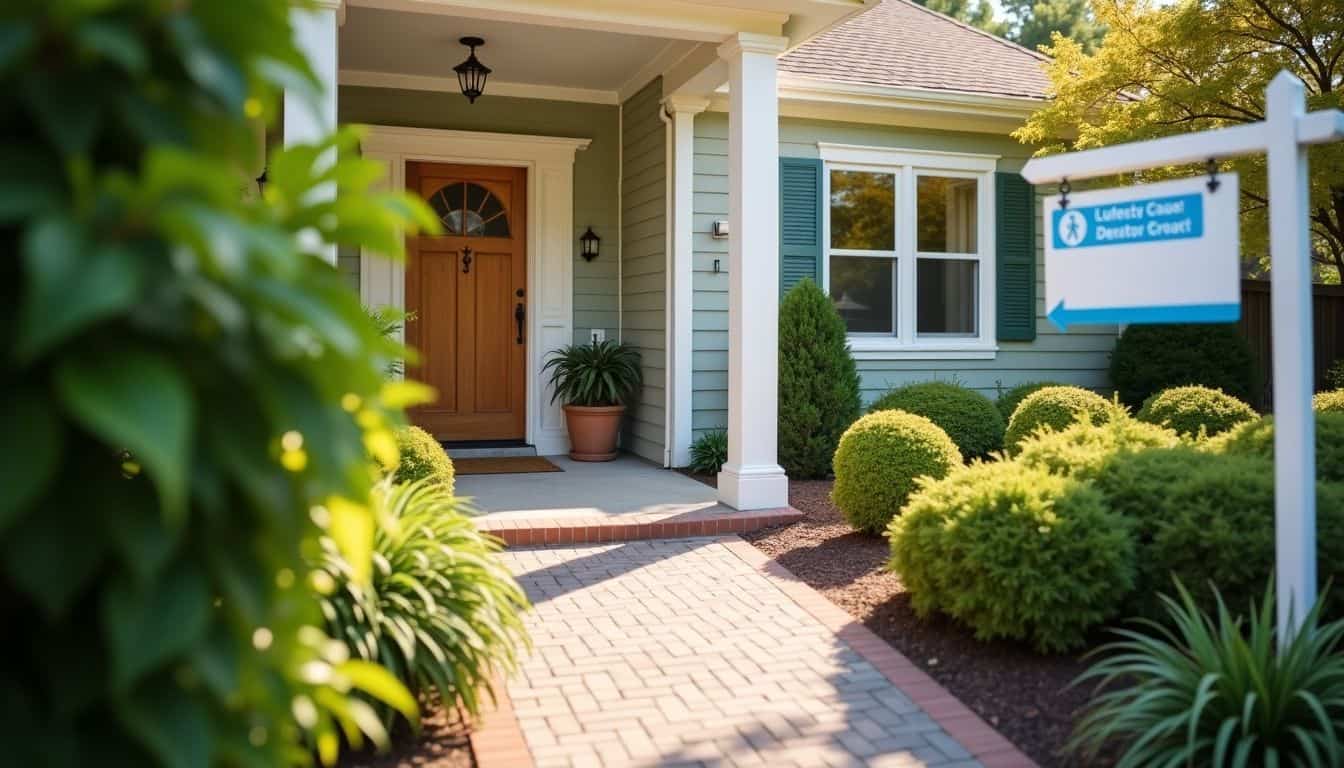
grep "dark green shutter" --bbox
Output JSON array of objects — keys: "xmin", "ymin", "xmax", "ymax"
[
  {"xmin": 780, "ymin": 157, "xmax": 823, "ymax": 296},
  {"xmin": 996, "ymin": 171, "xmax": 1037, "ymax": 341}
]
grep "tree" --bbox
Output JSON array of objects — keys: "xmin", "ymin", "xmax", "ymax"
[
  {"xmin": 1000, "ymin": 0, "xmax": 1104, "ymax": 52},
  {"xmin": 1015, "ymin": 0, "xmax": 1344, "ymax": 278},
  {"xmin": 915, "ymin": 0, "xmax": 1007, "ymax": 37}
]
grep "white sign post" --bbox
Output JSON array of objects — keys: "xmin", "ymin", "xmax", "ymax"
[{"xmin": 1021, "ymin": 71, "xmax": 1344, "ymax": 644}]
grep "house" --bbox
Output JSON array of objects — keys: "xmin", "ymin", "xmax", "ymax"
[{"xmin": 280, "ymin": 0, "xmax": 1117, "ymax": 512}]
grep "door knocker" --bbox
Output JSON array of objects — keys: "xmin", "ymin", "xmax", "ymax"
[{"xmin": 461, "ymin": 246, "xmax": 473, "ymax": 274}]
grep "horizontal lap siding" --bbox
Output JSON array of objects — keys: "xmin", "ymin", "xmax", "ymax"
[
  {"xmin": 689, "ymin": 113, "xmax": 1117, "ymax": 432},
  {"xmin": 620, "ymin": 79, "xmax": 667, "ymax": 462}
]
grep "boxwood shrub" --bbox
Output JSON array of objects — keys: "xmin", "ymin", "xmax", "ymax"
[
  {"xmin": 1109, "ymin": 323, "xmax": 1257, "ymax": 407},
  {"xmin": 1003, "ymin": 386, "xmax": 1115, "ymax": 452},
  {"xmin": 889, "ymin": 461, "xmax": 1134, "ymax": 652},
  {"xmin": 1314, "ymin": 389, "xmax": 1344, "ymax": 413},
  {"xmin": 1016, "ymin": 416, "xmax": 1179, "ymax": 482},
  {"xmin": 831, "ymin": 410, "xmax": 961, "ymax": 534},
  {"xmin": 868, "ymin": 382, "xmax": 1004, "ymax": 459},
  {"xmin": 393, "ymin": 425, "xmax": 455, "ymax": 492},
  {"xmin": 1092, "ymin": 446, "xmax": 1344, "ymax": 620},
  {"xmin": 779, "ymin": 279, "xmax": 862, "ymax": 479},
  {"xmin": 995, "ymin": 381, "xmax": 1063, "ymax": 424},
  {"xmin": 1136, "ymin": 385, "xmax": 1258, "ymax": 438},
  {"xmin": 1209, "ymin": 412, "xmax": 1344, "ymax": 483}
]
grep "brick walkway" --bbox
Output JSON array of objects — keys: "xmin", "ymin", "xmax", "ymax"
[{"xmin": 490, "ymin": 538, "xmax": 1034, "ymax": 768}]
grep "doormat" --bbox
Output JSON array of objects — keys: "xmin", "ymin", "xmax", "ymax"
[{"xmin": 454, "ymin": 456, "xmax": 562, "ymax": 476}]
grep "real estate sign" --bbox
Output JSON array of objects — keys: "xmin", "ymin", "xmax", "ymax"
[{"xmin": 1043, "ymin": 174, "xmax": 1241, "ymax": 331}]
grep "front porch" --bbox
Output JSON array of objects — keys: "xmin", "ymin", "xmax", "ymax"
[{"xmin": 280, "ymin": 0, "xmax": 879, "ymax": 511}]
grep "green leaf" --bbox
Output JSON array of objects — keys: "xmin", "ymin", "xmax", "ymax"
[
  {"xmin": 19, "ymin": 217, "xmax": 143, "ymax": 360},
  {"xmin": 55, "ymin": 346, "xmax": 193, "ymax": 522},
  {"xmin": 0, "ymin": 388, "xmax": 61, "ymax": 533},
  {"xmin": 102, "ymin": 560, "xmax": 210, "ymax": 690},
  {"xmin": 3, "ymin": 496, "xmax": 108, "ymax": 619},
  {"xmin": 338, "ymin": 660, "xmax": 418, "ymax": 725},
  {"xmin": 116, "ymin": 679, "xmax": 212, "ymax": 768},
  {"xmin": 75, "ymin": 19, "xmax": 147, "ymax": 74},
  {"xmin": 0, "ymin": 20, "xmax": 37, "ymax": 72}
]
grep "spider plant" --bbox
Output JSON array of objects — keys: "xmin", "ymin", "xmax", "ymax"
[
  {"xmin": 542, "ymin": 339, "xmax": 642, "ymax": 407},
  {"xmin": 1069, "ymin": 580, "xmax": 1344, "ymax": 767},
  {"xmin": 689, "ymin": 430, "xmax": 728, "ymax": 474}
]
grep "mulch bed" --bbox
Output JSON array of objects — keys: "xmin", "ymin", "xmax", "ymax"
[
  {"xmin": 730, "ymin": 477, "xmax": 1112, "ymax": 768},
  {"xmin": 338, "ymin": 703, "xmax": 475, "ymax": 768}
]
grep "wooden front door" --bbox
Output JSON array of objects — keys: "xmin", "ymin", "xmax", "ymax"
[{"xmin": 405, "ymin": 162, "xmax": 527, "ymax": 441}]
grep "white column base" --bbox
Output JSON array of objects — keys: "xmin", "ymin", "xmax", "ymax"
[{"xmin": 717, "ymin": 463, "xmax": 789, "ymax": 510}]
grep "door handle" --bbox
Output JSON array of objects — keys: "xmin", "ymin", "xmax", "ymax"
[{"xmin": 514, "ymin": 302, "xmax": 525, "ymax": 344}]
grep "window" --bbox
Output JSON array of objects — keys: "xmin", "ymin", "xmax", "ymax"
[
  {"xmin": 426, "ymin": 181, "xmax": 511, "ymax": 237},
  {"xmin": 820, "ymin": 145, "xmax": 997, "ymax": 357}
]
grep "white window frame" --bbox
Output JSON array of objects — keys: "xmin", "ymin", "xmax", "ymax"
[{"xmin": 818, "ymin": 143, "xmax": 999, "ymax": 360}]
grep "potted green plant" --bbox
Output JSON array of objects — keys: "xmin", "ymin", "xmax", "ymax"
[{"xmin": 542, "ymin": 339, "xmax": 642, "ymax": 461}]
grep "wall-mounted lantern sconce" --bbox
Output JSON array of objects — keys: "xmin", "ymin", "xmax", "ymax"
[
  {"xmin": 580, "ymin": 226, "xmax": 600, "ymax": 261},
  {"xmin": 711, "ymin": 220, "xmax": 730, "ymax": 238},
  {"xmin": 454, "ymin": 37, "xmax": 491, "ymax": 103}
]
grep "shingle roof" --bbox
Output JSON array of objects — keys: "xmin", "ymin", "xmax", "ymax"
[{"xmin": 780, "ymin": 0, "xmax": 1052, "ymax": 101}]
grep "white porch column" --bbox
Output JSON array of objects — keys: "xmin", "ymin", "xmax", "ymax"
[
  {"xmin": 285, "ymin": 0, "xmax": 342, "ymax": 264},
  {"xmin": 715, "ymin": 34, "xmax": 789, "ymax": 510},
  {"xmin": 664, "ymin": 95, "xmax": 708, "ymax": 469}
]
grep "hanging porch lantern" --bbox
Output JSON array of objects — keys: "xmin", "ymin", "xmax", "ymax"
[
  {"xmin": 454, "ymin": 37, "xmax": 490, "ymax": 103},
  {"xmin": 580, "ymin": 226, "xmax": 600, "ymax": 261}
]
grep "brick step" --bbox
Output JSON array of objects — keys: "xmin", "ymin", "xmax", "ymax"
[{"xmin": 474, "ymin": 507, "xmax": 802, "ymax": 547}]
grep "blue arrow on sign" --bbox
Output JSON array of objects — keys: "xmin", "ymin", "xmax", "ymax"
[{"xmin": 1047, "ymin": 300, "xmax": 1240, "ymax": 331}]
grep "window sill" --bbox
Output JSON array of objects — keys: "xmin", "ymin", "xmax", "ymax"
[{"xmin": 846, "ymin": 341, "xmax": 999, "ymax": 361}]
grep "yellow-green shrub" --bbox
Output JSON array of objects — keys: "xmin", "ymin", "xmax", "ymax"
[
  {"xmin": 1208, "ymin": 412, "xmax": 1344, "ymax": 483},
  {"xmin": 1314, "ymin": 389, "xmax": 1344, "ymax": 413},
  {"xmin": 889, "ymin": 462, "xmax": 1134, "ymax": 652},
  {"xmin": 1003, "ymin": 386, "xmax": 1115, "ymax": 452},
  {"xmin": 393, "ymin": 425, "xmax": 455, "ymax": 493},
  {"xmin": 1136, "ymin": 385, "xmax": 1257, "ymax": 438},
  {"xmin": 831, "ymin": 410, "xmax": 961, "ymax": 534},
  {"xmin": 868, "ymin": 381, "xmax": 1004, "ymax": 459},
  {"xmin": 1016, "ymin": 416, "xmax": 1179, "ymax": 482},
  {"xmin": 995, "ymin": 381, "xmax": 1064, "ymax": 423}
]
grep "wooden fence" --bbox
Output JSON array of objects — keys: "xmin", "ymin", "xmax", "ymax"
[{"xmin": 1239, "ymin": 279, "xmax": 1344, "ymax": 408}]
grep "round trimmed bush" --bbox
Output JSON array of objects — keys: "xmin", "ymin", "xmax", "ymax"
[
  {"xmin": 1136, "ymin": 385, "xmax": 1258, "ymax": 438},
  {"xmin": 1003, "ymin": 386, "xmax": 1115, "ymax": 452},
  {"xmin": 1109, "ymin": 323, "xmax": 1257, "ymax": 408},
  {"xmin": 393, "ymin": 425, "xmax": 455, "ymax": 492},
  {"xmin": 831, "ymin": 410, "xmax": 962, "ymax": 534},
  {"xmin": 1209, "ymin": 412, "xmax": 1344, "ymax": 483},
  {"xmin": 1314, "ymin": 389, "xmax": 1344, "ymax": 413},
  {"xmin": 1016, "ymin": 415, "xmax": 1179, "ymax": 482},
  {"xmin": 868, "ymin": 382, "xmax": 1004, "ymax": 459},
  {"xmin": 1092, "ymin": 446, "xmax": 1344, "ymax": 620},
  {"xmin": 995, "ymin": 381, "xmax": 1063, "ymax": 423},
  {"xmin": 889, "ymin": 462, "xmax": 1134, "ymax": 652}
]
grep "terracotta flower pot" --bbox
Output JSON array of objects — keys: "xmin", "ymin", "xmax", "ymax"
[{"xmin": 562, "ymin": 404, "xmax": 625, "ymax": 461}]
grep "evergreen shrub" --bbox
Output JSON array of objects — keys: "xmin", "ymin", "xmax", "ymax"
[
  {"xmin": 778, "ymin": 279, "xmax": 862, "ymax": 478},
  {"xmin": 868, "ymin": 381, "xmax": 1004, "ymax": 460},
  {"xmin": 831, "ymin": 410, "xmax": 961, "ymax": 534}
]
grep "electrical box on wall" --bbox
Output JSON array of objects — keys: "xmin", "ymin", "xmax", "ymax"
[{"xmin": 590, "ymin": 328, "xmax": 605, "ymax": 344}]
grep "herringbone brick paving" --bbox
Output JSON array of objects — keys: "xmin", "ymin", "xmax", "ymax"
[{"xmin": 499, "ymin": 539, "xmax": 989, "ymax": 768}]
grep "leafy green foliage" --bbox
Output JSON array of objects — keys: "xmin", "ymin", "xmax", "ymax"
[
  {"xmin": 319, "ymin": 480, "xmax": 530, "ymax": 723},
  {"xmin": 1003, "ymin": 386, "xmax": 1115, "ymax": 452},
  {"xmin": 1108, "ymin": 324, "xmax": 1258, "ymax": 408},
  {"xmin": 1209, "ymin": 412, "xmax": 1344, "ymax": 483},
  {"xmin": 1092, "ymin": 447, "xmax": 1344, "ymax": 621},
  {"xmin": 542, "ymin": 340, "xmax": 642, "ymax": 407},
  {"xmin": 1314, "ymin": 389, "xmax": 1344, "ymax": 413},
  {"xmin": 994, "ymin": 380, "xmax": 1062, "ymax": 424},
  {"xmin": 367, "ymin": 306, "xmax": 414, "ymax": 377},
  {"xmin": 890, "ymin": 462, "xmax": 1133, "ymax": 652},
  {"xmin": 1136, "ymin": 385, "xmax": 1258, "ymax": 438},
  {"xmin": 1000, "ymin": 0, "xmax": 1103, "ymax": 52},
  {"xmin": 391, "ymin": 426, "xmax": 454, "ymax": 493},
  {"xmin": 1069, "ymin": 583, "xmax": 1344, "ymax": 768},
  {"xmin": 778, "ymin": 278, "xmax": 862, "ymax": 479},
  {"xmin": 1328, "ymin": 359, "xmax": 1344, "ymax": 390},
  {"xmin": 0, "ymin": 2, "xmax": 439, "ymax": 764},
  {"xmin": 688, "ymin": 430, "xmax": 728, "ymax": 475},
  {"xmin": 1016, "ymin": 414, "xmax": 1179, "ymax": 482},
  {"xmin": 1015, "ymin": 0, "xmax": 1344, "ymax": 278},
  {"xmin": 868, "ymin": 381, "xmax": 1004, "ymax": 460},
  {"xmin": 831, "ymin": 411, "xmax": 961, "ymax": 534},
  {"xmin": 914, "ymin": 0, "xmax": 1005, "ymax": 36}
]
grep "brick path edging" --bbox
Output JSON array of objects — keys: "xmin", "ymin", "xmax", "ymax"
[
  {"xmin": 716, "ymin": 537, "xmax": 1039, "ymax": 768},
  {"xmin": 476, "ymin": 508, "xmax": 802, "ymax": 547},
  {"xmin": 467, "ymin": 676, "xmax": 535, "ymax": 768}
]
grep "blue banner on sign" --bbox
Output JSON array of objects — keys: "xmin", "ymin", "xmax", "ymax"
[{"xmin": 1051, "ymin": 193, "xmax": 1204, "ymax": 250}]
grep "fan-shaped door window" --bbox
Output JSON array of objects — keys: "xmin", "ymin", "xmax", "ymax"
[{"xmin": 428, "ymin": 181, "xmax": 511, "ymax": 237}]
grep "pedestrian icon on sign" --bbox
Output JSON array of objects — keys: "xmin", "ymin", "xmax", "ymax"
[{"xmin": 1059, "ymin": 209, "xmax": 1087, "ymax": 247}]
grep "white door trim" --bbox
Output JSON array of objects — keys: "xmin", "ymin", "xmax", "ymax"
[{"xmin": 359, "ymin": 125, "xmax": 591, "ymax": 456}]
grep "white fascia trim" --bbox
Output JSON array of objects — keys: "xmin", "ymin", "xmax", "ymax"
[
  {"xmin": 780, "ymin": 75, "xmax": 1045, "ymax": 120},
  {"xmin": 617, "ymin": 40, "xmax": 700, "ymax": 103},
  {"xmin": 340, "ymin": 69, "xmax": 619, "ymax": 105},
  {"xmin": 818, "ymin": 142, "xmax": 1000, "ymax": 171}
]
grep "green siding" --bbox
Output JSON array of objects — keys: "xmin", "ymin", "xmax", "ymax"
[
  {"xmin": 337, "ymin": 86, "xmax": 620, "ymax": 346},
  {"xmin": 690, "ymin": 113, "xmax": 1118, "ymax": 431},
  {"xmin": 620, "ymin": 79, "xmax": 666, "ymax": 462}
]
